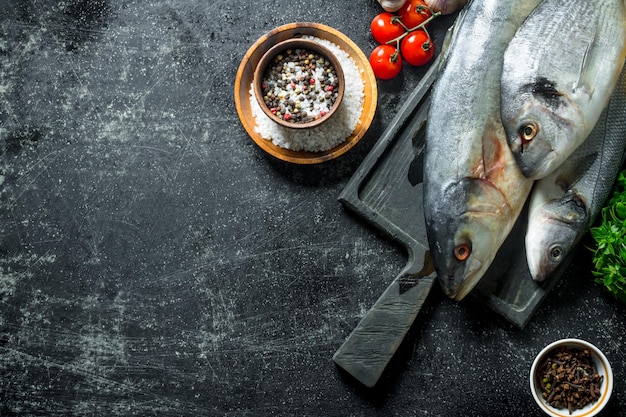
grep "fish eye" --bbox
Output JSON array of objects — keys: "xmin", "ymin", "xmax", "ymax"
[
  {"xmin": 519, "ymin": 123, "xmax": 538, "ymax": 143},
  {"xmin": 549, "ymin": 245, "xmax": 563, "ymax": 262},
  {"xmin": 454, "ymin": 243, "xmax": 471, "ymax": 261}
]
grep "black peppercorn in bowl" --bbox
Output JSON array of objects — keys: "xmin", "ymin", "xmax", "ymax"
[
  {"xmin": 530, "ymin": 339, "xmax": 613, "ymax": 417},
  {"xmin": 253, "ymin": 38, "xmax": 345, "ymax": 130}
]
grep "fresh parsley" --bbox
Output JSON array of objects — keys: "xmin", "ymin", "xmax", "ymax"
[{"xmin": 589, "ymin": 169, "xmax": 626, "ymax": 304}]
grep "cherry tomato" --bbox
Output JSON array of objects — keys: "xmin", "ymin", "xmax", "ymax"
[
  {"xmin": 400, "ymin": 29, "xmax": 434, "ymax": 66},
  {"xmin": 370, "ymin": 12, "xmax": 405, "ymax": 45},
  {"xmin": 398, "ymin": 0, "xmax": 432, "ymax": 30},
  {"xmin": 369, "ymin": 44, "xmax": 402, "ymax": 80}
]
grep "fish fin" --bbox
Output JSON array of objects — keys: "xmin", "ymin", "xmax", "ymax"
[
  {"xmin": 438, "ymin": 26, "xmax": 453, "ymax": 72},
  {"xmin": 480, "ymin": 117, "xmax": 507, "ymax": 180},
  {"xmin": 554, "ymin": 152, "xmax": 598, "ymax": 192},
  {"xmin": 572, "ymin": 35, "xmax": 597, "ymax": 99},
  {"xmin": 438, "ymin": 2, "xmax": 469, "ymax": 71}
]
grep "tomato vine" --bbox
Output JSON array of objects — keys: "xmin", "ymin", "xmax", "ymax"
[{"xmin": 369, "ymin": 0, "xmax": 441, "ymax": 79}]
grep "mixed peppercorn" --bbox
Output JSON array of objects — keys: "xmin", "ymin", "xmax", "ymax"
[{"xmin": 260, "ymin": 47, "xmax": 340, "ymax": 125}]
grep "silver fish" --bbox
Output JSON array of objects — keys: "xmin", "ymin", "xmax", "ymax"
[
  {"xmin": 424, "ymin": 0, "xmax": 538, "ymax": 300},
  {"xmin": 525, "ymin": 68, "xmax": 626, "ymax": 281},
  {"xmin": 500, "ymin": 0, "xmax": 626, "ymax": 179}
]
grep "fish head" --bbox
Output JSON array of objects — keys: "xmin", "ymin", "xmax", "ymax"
[
  {"xmin": 501, "ymin": 77, "xmax": 584, "ymax": 179},
  {"xmin": 525, "ymin": 192, "xmax": 588, "ymax": 281},
  {"xmin": 427, "ymin": 212, "xmax": 482, "ymax": 300},
  {"xmin": 426, "ymin": 177, "xmax": 512, "ymax": 300}
]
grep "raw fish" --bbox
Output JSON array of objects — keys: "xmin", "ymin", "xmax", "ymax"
[
  {"xmin": 423, "ymin": 0, "xmax": 539, "ymax": 300},
  {"xmin": 500, "ymin": 0, "xmax": 626, "ymax": 179},
  {"xmin": 525, "ymin": 68, "xmax": 626, "ymax": 281}
]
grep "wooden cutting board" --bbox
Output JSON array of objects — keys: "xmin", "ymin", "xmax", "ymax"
[{"xmin": 333, "ymin": 58, "xmax": 570, "ymax": 388}]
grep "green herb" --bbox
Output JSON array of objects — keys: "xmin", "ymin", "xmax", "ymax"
[{"xmin": 589, "ymin": 169, "xmax": 626, "ymax": 304}]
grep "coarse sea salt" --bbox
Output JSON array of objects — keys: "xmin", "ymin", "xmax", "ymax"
[{"xmin": 249, "ymin": 36, "xmax": 365, "ymax": 153}]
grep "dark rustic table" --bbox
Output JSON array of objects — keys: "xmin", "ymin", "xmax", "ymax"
[{"xmin": 1, "ymin": 1, "xmax": 624, "ymax": 416}]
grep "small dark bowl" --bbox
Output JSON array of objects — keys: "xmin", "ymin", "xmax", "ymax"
[{"xmin": 253, "ymin": 38, "xmax": 345, "ymax": 130}]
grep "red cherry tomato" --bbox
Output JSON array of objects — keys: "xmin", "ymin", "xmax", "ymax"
[
  {"xmin": 370, "ymin": 12, "xmax": 406, "ymax": 45},
  {"xmin": 400, "ymin": 29, "xmax": 434, "ymax": 66},
  {"xmin": 369, "ymin": 44, "xmax": 402, "ymax": 80},
  {"xmin": 398, "ymin": 0, "xmax": 432, "ymax": 30}
]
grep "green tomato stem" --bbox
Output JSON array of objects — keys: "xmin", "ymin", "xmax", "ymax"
[{"xmin": 385, "ymin": 11, "xmax": 441, "ymax": 46}]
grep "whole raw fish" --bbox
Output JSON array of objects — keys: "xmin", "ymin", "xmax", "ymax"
[
  {"xmin": 500, "ymin": 0, "xmax": 626, "ymax": 179},
  {"xmin": 423, "ymin": 0, "xmax": 539, "ymax": 300},
  {"xmin": 525, "ymin": 68, "xmax": 626, "ymax": 281}
]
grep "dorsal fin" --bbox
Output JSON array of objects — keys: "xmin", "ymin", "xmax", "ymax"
[
  {"xmin": 572, "ymin": 34, "xmax": 597, "ymax": 98},
  {"xmin": 438, "ymin": 2, "xmax": 470, "ymax": 71}
]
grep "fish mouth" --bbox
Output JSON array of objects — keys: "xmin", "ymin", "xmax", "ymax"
[
  {"xmin": 526, "ymin": 239, "xmax": 565, "ymax": 282},
  {"xmin": 439, "ymin": 256, "xmax": 484, "ymax": 300},
  {"xmin": 526, "ymin": 206, "xmax": 584, "ymax": 281},
  {"xmin": 427, "ymin": 220, "xmax": 482, "ymax": 301},
  {"xmin": 525, "ymin": 238, "xmax": 552, "ymax": 282}
]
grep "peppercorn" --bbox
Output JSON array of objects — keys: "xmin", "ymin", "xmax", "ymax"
[{"xmin": 260, "ymin": 46, "xmax": 340, "ymax": 124}]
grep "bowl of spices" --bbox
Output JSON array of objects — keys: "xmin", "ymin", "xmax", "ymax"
[
  {"xmin": 254, "ymin": 38, "xmax": 345, "ymax": 129},
  {"xmin": 234, "ymin": 22, "xmax": 377, "ymax": 164},
  {"xmin": 530, "ymin": 339, "xmax": 613, "ymax": 417}
]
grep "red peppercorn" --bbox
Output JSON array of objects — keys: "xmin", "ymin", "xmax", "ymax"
[{"xmin": 309, "ymin": 79, "xmax": 315, "ymax": 85}]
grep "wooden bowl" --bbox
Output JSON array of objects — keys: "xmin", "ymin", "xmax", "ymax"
[
  {"xmin": 253, "ymin": 38, "xmax": 345, "ymax": 129},
  {"xmin": 234, "ymin": 22, "xmax": 377, "ymax": 164}
]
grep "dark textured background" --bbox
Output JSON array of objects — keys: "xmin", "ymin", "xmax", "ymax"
[{"xmin": 1, "ymin": 1, "xmax": 624, "ymax": 416}]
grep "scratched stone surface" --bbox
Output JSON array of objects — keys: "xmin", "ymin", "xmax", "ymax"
[{"xmin": 1, "ymin": 1, "xmax": 625, "ymax": 416}]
